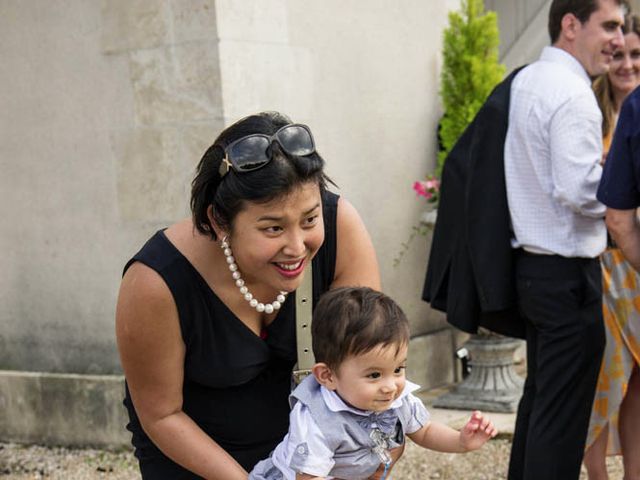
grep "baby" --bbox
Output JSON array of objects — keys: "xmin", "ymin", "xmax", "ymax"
[{"xmin": 250, "ymin": 286, "xmax": 497, "ymax": 480}]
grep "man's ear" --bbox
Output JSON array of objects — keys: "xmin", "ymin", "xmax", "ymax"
[
  {"xmin": 312, "ymin": 363, "xmax": 338, "ymax": 391},
  {"xmin": 561, "ymin": 13, "xmax": 579, "ymax": 41},
  {"xmin": 207, "ymin": 205, "xmax": 228, "ymax": 240}
]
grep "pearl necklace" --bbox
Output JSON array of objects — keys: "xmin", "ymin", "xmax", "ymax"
[{"xmin": 221, "ymin": 236, "xmax": 287, "ymax": 314}]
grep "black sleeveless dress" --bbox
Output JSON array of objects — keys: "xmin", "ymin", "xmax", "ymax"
[{"xmin": 122, "ymin": 191, "xmax": 339, "ymax": 479}]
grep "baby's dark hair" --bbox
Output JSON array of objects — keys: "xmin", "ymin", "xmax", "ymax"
[{"xmin": 312, "ymin": 287, "xmax": 410, "ymax": 370}]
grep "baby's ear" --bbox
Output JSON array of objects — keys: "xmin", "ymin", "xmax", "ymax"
[{"xmin": 312, "ymin": 363, "xmax": 338, "ymax": 390}]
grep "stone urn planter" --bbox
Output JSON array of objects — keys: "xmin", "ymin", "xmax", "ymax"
[{"xmin": 434, "ymin": 333, "xmax": 524, "ymax": 412}]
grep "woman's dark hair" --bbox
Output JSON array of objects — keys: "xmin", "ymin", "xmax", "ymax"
[
  {"xmin": 191, "ymin": 112, "xmax": 330, "ymax": 239},
  {"xmin": 312, "ymin": 287, "xmax": 411, "ymax": 370},
  {"xmin": 548, "ymin": 0, "xmax": 627, "ymax": 44}
]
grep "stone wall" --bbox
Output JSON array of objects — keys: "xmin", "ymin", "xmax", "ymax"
[
  {"xmin": 0, "ymin": 0, "xmax": 224, "ymax": 374},
  {"xmin": 0, "ymin": 371, "xmax": 129, "ymax": 447},
  {"xmin": 1, "ymin": 0, "xmax": 462, "ymax": 445},
  {"xmin": 213, "ymin": 0, "xmax": 461, "ymax": 390}
]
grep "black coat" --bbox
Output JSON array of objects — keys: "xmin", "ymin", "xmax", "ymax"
[{"xmin": 422, "ymin": 67, "xmax": 526, "ymax": 339}]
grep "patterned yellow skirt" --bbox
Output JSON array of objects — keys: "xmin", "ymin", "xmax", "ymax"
[{"xmin": 586, "ymin": 248, "xmax": 640, "ymax": 454}]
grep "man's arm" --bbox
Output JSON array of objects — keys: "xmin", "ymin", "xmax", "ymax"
[
  {"xmin": 549, "ymin": 90, "xmax": 606, "ymax": 218},
  {"xmin": 606, "ymin": 207, "xmax": 640, "ymax": 271}
]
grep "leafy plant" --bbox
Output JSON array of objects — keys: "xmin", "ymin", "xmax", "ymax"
[{"xmin": 437, "ymin": 0, "xmax": 505, "ymax": 176}]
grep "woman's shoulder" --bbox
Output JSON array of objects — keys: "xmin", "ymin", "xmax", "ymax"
[
  {"xmin": 120, "ymin": 261, "xmax": 175, "ymax": 313},
  {"xmin": 332, "ymin": 196, "xmax": 381, "ymax": 290},
  {"xmin": 129, "ymin": 219, "xmax": 214, "ymax": 275},
  {"xmin": 164, "ymin": 218, "xmax": 196, "ymax": 243},
  {"xmin": 326, "ymin": 193, "xmax": 366, "ymax": 234},
  {"xmin": 116, "ymin": 262, "xmax": 181, "ymax": 361},
  {"xmin": 121, "ymin": 219, "xmax": 199, "ymax": 308}
]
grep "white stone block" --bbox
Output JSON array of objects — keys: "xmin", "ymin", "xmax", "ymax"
[
  {"xmin": 169, "ymin": 0, "xmax": 218, "ymax": 44},
  {"xmin": 101, "ymin": 0, "xmax": 170, "ymax": 54},
  {"xmin": 129, "ymin": 43, "xmax": 222, "ymax": 126},
  {"xmin": 215, "ymin": 0, "xmax": 289, "ymax": 43},
  {"xmin": 110, "ymin": 127, "xmax": 194, "ymax": 222},
  {"xmin": 218, "ymin": 41, "xmax": 313, "ymax": 122}
]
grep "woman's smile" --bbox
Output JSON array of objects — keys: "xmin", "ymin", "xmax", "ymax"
[{"xmin": 273, "ymin": 258, "xmax": 306, "ymax": 278}]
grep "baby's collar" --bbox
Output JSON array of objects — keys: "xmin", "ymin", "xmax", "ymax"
[{"xmin": 320, "ymin": 380, "xmax": 421, "ymax": 416}]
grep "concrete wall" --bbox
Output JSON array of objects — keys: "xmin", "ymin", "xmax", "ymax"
[
  {"xmin": 1, "ymin": 0, "xmax": 459, "ymax": 378},
  {"xmin": 1, "ymin": 0, "xmax": 224, "ymax": 374},
  {"xmin": 0, "ymin": 0, "xmax": 462, "ymax": 445},
  {"xmin": 0, "ymin": 370, "xmax": 129, "ymax": 447},
  {"xmin": 499, "ymin": 0, "xmax": 550, "ymax": 71},
  {"xmin": 214, "ymin": 0, "xmax": 462, "ymax": 388},
  {"xmin": 485, "ymin": 0, "xmax": 548, "ymax": 59}
]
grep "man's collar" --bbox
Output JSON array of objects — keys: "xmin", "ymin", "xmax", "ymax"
[{"xmin": 540, "ymin": 46, "xmax": 591, "ymax": 86}]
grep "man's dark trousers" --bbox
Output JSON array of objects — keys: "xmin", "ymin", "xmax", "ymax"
[{"xmin": 508, "ymin": 251, "xmax": 605, "ymax": 480}]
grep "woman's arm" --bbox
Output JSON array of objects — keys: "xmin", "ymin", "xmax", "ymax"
[
  {"xmin": 606, "ymin": 207, "xmax": 640, "ymax": 272},
  {"xmin": 116, "ymin": 262, "xmax": 248, "ymax": 480},
  {"xmin": 332, "ymin": 197, "xmax": 381, "ymax": 290}
]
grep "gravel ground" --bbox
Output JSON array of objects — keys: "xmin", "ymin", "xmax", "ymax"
[
  {"xmin": 0, "ymin": 439, "xmax": 623, "ymax": 479},
  {"xmin": 0, "ymin": 443, "xmax": 136, "ymax": 480},
  {"xmin": 395, "ymin": 438, "xmax": 624, "ymax": 479}
]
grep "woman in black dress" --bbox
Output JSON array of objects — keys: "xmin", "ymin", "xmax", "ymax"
[{"xmin": 116, "ymin": 112, "xmax": 381, "ymax": 478}]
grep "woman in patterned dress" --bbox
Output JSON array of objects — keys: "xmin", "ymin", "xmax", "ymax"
[{"xmin": 584, "ymin": 14, "xmax": 640, "ymax": 480}]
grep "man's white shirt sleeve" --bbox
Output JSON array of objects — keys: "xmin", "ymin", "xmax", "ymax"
[{"xmin": 549, "ymin": 90, "xmax": 605, "ymax": 218}]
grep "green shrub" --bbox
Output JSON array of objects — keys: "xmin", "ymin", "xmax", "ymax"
[{"xmin": 437, "ymin": 0, "xmax": 505, "ymax": 176}]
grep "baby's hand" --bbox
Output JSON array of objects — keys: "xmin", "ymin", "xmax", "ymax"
[{"xmin": 459, "ymin": 410, "xmax": 498, "ymax": 451}]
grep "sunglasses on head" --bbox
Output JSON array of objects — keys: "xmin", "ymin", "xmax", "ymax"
[{"xmin": 219, "ymin": 123, "xmax": 316, "ymax": 177}]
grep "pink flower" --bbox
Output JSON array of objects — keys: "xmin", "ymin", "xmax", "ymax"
[
  {"xmin": 413, "ymin": 175, "xmax": 440, "ymax": 204},
  {"xmin": 413, "ymin": 181, "xmax": 428, "ymax": 198},
  {"xmin": 425, "ymin": 178, "xmax": 440, "ymax": 191}
]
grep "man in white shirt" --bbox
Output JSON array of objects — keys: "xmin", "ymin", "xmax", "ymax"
[{"xmin": 504, "ymin": 1, "xmax": 625, "ymax": 479}]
